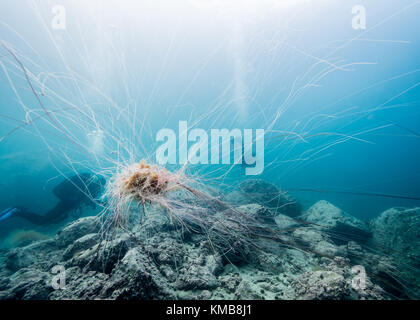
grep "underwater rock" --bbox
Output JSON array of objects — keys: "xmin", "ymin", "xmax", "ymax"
[
  {"xmin": 131, "ymin": 206, "xmax": 175, "ymax": 237},
  {"xmin": 5, "ymin": 239, "xmax": 60, "ymax": 272},
  {"xmin": 56, "ymin": 216, "xmax": 101, "ymax": 247},
  {"xmin": 66, "ymin": 233, "xmax": 132, "ymax": 274},
  {"xmin": 5, "ymin": 268, "xmax": 52, "ymax": 300},
  {"xmin": 256, "ymin": 252, "xmax": 285, "ymax": 273},
  {"xmin": 176, "ymin": 254, "xmax": 222, "ymax": 290},
  {"xmin": 209, "ymin": 203, "xmax": 298, "ymax": 267},
  {"xmin": 335, "ymin": 240, "xmax": 417, "ymax": 299},
  {"xmin": 369, "ymin": 207, "xmax": 420, "ymax": 298},
  {"xmin": 287, "ymin": 257, "xmax": 385, "ymax": 300},
  {"xmin": 274, "ymin": 214, "xmax": 299, "ymax": 230},
  {"xmin": 219, "ymin": 272, "xmax": 242, "ymax": 294},
  {"xmin": 278, "ymin": 247, "xmax": 315, "ymax": 276},
  {"xmin": 161, "ymin": 235, "xmax": 224, "ymax": 291},
  {"xmin": 176, "ymin": 262, "xmax": 219, "ymax": 290},
  {"xmin": 314, "ymin": 240, "xmax": 339, "ymax": 257},
  {"xmin": 338, "ymin": 241, "xmax": 397, "ymax": 276},
  {"xmin": 236, "ymin": 203, "xmax": 273, "ymax": 220},
  {"xmin": 301, "ymin": 200, "xmax": 371, "ymax": 245},
  {"xmin": 370, "ymin": 207, "xmax": 420, "ymax": 262},
  {"xmin": 227, "ymin": 180, "xmax": 302, "ymax": 217},
  {"xmin": 50, "ymin": 267, "xmax": 109, "ymax": 300},
  {"xmin": 292, "ymin": 227, "xmax": 338, "ymax": 257},
  {"xmin": 210, "ymin": 211, "xmax": 255, "ymax": 265},
  {"xmin": 291, "ymin": 270, "xmax": 347, "ymax": 300},
  {"xmin": 0, "ymin": 291, "xmax": 10, "ymax": 300},
  {"xmin": 215, "ymin": 267, "xmax": 296, "ymax": 300},
  {"xmin": 235, "ymin": 280, "xmax": 265, "ymax": 300},
  {"xmin": 143, "ymin": 232, "xmax": 188, "ymax": 284},
  {"xmin": 344, "ymin": 244, "xmax": 404, "ymax": 299},
  {"xmin": 0, "ymin": 273, "xmax": 9, "ymax": 292},
  {"xmin": 0, "ymin": 199, "xmax": 415, "ymax": 300},
  {"xmin": 231, "ymin": 203, "xmax": 282, "ymax": 227},
  {"xmin": 62, "ymin": 233, "xmax": 100, "ymax": 261},
  {"xmin": 100, "ymin": 247, "xmax": 175, "ymax": 299},
  {"xmin": 292, "ymin": 227, "xmax": 324, "ymax": 243}
]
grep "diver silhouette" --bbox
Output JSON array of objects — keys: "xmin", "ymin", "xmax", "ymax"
[{"xmin": 0, "ymin": 173, "xmax": 105, "ymax": 226}]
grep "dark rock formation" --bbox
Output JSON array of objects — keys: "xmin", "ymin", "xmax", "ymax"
[
  {"xmin": 225, "ymin": 179, "xmax": 302, "ymax": 217},
  {"xmin": 369, "ymin": 207, "xmax": 420, "ymax": 298},
  {"xmin": 1, "ymin": 198, "xmax": 416, "ymax": 300},
  {"xmin": 300, "ymin": 200, "xmax": 371, "ymax": 245}
]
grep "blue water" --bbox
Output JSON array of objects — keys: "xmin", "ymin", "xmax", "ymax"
[{"xmin": 0, "ymin": 0, "xmax": 420, "ymax": 243}]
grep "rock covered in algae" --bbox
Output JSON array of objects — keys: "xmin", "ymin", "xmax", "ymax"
[
  {"xmin": 5, "ymin": 239, "xmax": 60, "ymax": 272},
  {"xmin": 1, "ymin": 198, "xmax": 416, "ymax": 300},
  {"xmin": 2, "ymin": 268, "xmax": 53, "ymax": 300},
  {"xmin": 286, "ymin": 258, "xmax": 385, "ymax": 300},
  {"xmin": 56, "ymin": 216, "xmax": 101, "ymax": 247},
  {"xmin": 301, "ymin": 200, "xmax": 371, "ymax": 244},
  {"xmin": 369, "ymin": 207, "xmax": 420, "ymax": 297},
  {"xmin": 370, "ymin": 207, "xmax": 420, "ymax": 260}
]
